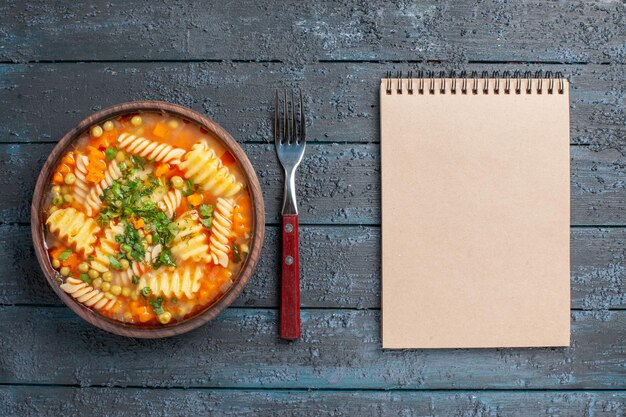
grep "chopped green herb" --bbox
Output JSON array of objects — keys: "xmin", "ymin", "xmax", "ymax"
[
  {"xmin": 58, "ymin": 249, "xmax": 73, "ymax": 261},
  {"xmin": 153, "ymin": 249, "xmax": 175, "ymax": 269},
  {"xmin": 130, "ymin": 155, "xmax": 147, "ymax": 169},
  {"xmin": 131, "ymin": 275, "xmax": 140, "ymax": 285},
  {"xmin": 78, "ymin": 273, "xmax": 91, "ymax": 285},
  {"xmin": 198, "ymin": 204, "xmax": 213, "ymax": 218},
  {"xmin": 149, "ymin": 296, "xmax": 165, "ymax": 315},
  {"xmin": 109, "ymin": 256, "xmax": 123, "ymax": 270},
  {"xmin": 171, "ymin": 297, "xmax": 178, "ymax": 303},
  {"xmin": 198, "ymin": 204, "xmax": 214, "ymax": 229},
  {"xmin": 182, "ymin": 179, "xmax": 195, "ymax": 197},
  {"xmin": 140, "ymin": 287, "xmax": 152, "ymax": 297},
  {"xmin": 232, "ymin": 242, "xmax": 242, "ymax": 263},
  {"xmin": 115, "ymin": 221, "xmax": 146, "ymax": 262},
  {"xmin": 104, "ymin": 147, "xmax": 118, "ymax": 161}
]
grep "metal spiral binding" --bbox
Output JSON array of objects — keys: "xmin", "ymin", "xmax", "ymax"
[{"xmin": 385, "ymin": 70, "xmax": 565, "ymax": 95}]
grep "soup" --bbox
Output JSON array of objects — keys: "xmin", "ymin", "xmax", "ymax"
[{"xmin": 43, "ymin": 111, "xmax": 253, "ymax": 326}]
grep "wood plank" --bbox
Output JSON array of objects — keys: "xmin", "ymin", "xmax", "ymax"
[
  {"xmin": 3, "ymin": 223, "xmax": 625, "ymax": 310},
  {"xmin": 2, "ymin": 387, "xmax": 625, "ymax": 417},
  {"xmin": 1, "ymin": 62, "xmax": 624, "ymax": 148},
  {"xmin": 0, "ymin": 1, "xmax": 624, "ymax": 63},
  {"xmin": 4, "ymin": 143, "xmax": 626, "ymax": 226},
  {"xmin": 0, "ymin": 307, "xmax": 623, "ymax": 389}
]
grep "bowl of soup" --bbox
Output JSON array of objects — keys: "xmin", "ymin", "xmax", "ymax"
[{"xmin": 31, "ymin": 101, "xmax": 264, "ymax": 338}]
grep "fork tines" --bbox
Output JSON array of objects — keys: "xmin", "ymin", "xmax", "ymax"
[{"xmin": 275, "ymin": 90, "xmax": 306, "ymax": 146}]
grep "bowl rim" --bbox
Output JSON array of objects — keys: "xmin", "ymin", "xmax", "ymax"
[{"xmin": 30, "ymin": 100, "xmax": 265, "ymax": 338}]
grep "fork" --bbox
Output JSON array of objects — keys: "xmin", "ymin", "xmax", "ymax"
[{"xmin": 274, "ymin": 90, "xmax": 306, "ymax": 340}]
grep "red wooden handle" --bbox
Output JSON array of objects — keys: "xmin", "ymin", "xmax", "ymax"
[{"xmin": 280, "ymin": 214, "xmax": 300, "ymax": 339}]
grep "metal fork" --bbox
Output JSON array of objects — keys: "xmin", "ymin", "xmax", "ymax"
[{"xmin": 274, "ymin": 90, "xmax": 306, "ymax": 340}]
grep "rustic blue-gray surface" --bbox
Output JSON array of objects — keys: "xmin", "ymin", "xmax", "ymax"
[{"xmin": 0, "ymin": 1, "xmax": 625, "ymax": 416}]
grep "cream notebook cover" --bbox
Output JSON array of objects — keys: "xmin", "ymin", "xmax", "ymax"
[{"xmin": 381, "ymin": 73, "xmax": 570, "ymax": 348}]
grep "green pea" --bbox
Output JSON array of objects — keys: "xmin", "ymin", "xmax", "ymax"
[
  {"xmin": 121, "ymin": 244, "xmax": 132, "ymax": 253},
  {"xmin": 78, "ymin": 262, "xmax": 89, "ymax": 273},
  {"xmin": 64, "ymin": 173, "xmax": 76, "ymax": 185},
  {"xmin": 88, "ymin": 269, "xmax": 99, "ymax": 279},
  {"xmin": 110, "ymin": 285, "xmax": 122, "ymax": 296}
]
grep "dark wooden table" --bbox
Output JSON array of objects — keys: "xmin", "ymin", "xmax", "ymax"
[{"xmin": 1, "ymin": 1, "xmax": 625, "ymax": 416}]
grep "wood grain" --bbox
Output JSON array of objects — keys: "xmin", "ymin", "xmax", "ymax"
[
  {"xmin": 1, "ymin": 386, "xmax": 625, "ymax": 417},
  {"xmin": 0, "ymin": 63, "xmax": 624, "ymax": 150},
  {"xmin": 4, "ymin": 143, "xmax": 626, "ymax": 226},
  {"xmin": 2, "ymin": 224, "xmax": 625, "ymax": 310},
  {"xmin": 0, "ymin": 0, "xmax": 624, "ymax": 63},
  {"xmin": 0, "ymin": 307, "xmax": 623, "ymax": 389}
]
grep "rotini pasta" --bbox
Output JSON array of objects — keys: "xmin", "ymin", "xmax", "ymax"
[
  {"xmin": 113, "ymin": 261, "xmax": 146, "ymax": 287},
  {"xmin": 60, "ymin": 277, "xmax": 117, "ymax": 311},
  {"xmin": 89, "ymin": 222, "xmax": 122, "ymax": 273},
  {"xmin": 46, "ymin": 207, "xmax": 101, "ymax": 255},
  {"xmin": 170, "ymin": 210, "xmax": 212, "ymax": 263},
  {"xmin": 72, "ymin": 154, "xmax": 91, "ymax": 205},
  {"xmin": 158, "ymin": 189, "xmax": 182, "ymax": 218},
  {"xmin": 209, "ymin": 198, "xmax": 235, "ymax": 267},
  {"xmin": 138, "ymin": 263, "xmax": 205, "ymax": 299},
  {"xmin": 117, "ymin": 133, "xmax": 187, "ymax": 165},
  {"xmin": 85, "ymin": 159, "xmax": 123, "ymax": 216},
  {"xmin": 179, "ymin": 141, "xmax": 243, "ymax": 197}
]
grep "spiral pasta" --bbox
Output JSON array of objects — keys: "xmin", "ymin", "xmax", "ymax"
[
  {"xmin": 158, "ymin": 189, "xmax": 182, "ymax": 218},
  {"xmin": 138, "ymin": 263, "xmax": 205, "ymax": 299},
  {"xmin": 209, "ymin": 198, "xmax": 235, "ymax": 267},
  {"xmin": 85, "ymin": 160, "xmax": 123, "ymax": 216},
  {"xmin": 89, "ymin": 223, "xmax": 122, "ymax": 273},
  {"xmin": 46, "ymin": 207, "xmax": 101, "ymax": 255},
  {"xmin": 117, "ymin": 133, "xmax": 186, "ymax": 165},
  {"xmin": 60, "ymin": 277, "xmax": 117, "ymax": 311},
  {"xmin": 179, "ymin": 141, "xmax": 243, "ymax": 198},
  {"xmin": 72, "ymin": 154, "xmax": 90, "ymax": 205},
  {"xmin": 113, "ymin": 261, "xmax": 145, "ymax": 287},
  {"xmin": 170, "ymin": 210, "xmax": 212, "ymax": 263}
]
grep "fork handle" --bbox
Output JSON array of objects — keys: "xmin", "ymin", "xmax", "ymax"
[{"xmin": 280, "ymin": 214, "xmax": 300, "ymax": 340}]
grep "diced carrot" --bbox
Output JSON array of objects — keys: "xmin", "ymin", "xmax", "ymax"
[
  {"xmin": 187, "ymin": 193, "xmax": 203, "ymax": 206},
  {"xmin": 52, "ymin": 172, "xmax": 64, "ymax": 184},
  {"xmin": 220, "ymin": 151, "xmax": 236, "ymax": 166},
  {"xmin": 154, "ymin": 163, "xmax": 171, "ymax": 177},
  {"xmin": 133, "ymin": 218, "xmax": 145, "ymax": 229},
  {"xmin": 58, "ymin": 164, "xmax": 71, "ymax": 175},
  {"xmin": 87, "ymin": 146, "xmax": 105, "ymax": 161},
  {"xmin": 137, "ymin": 306, "xmax": 155, "ymax": 323},
  {"xmin": 62, "ymin": 152, "xmax": 75, "ymax": 166},
  {"xmin": 86, "ymin": 169, "xmax": 104, "ymax": 183},
  {"xmin": 152, "ymin": 122, "xmax": 169, "ymax": 139},
  {"xmin": 49, "ymin": 247, "xmax": 66, "ymax": 260},
  {"xmin": 90, "ymin": 133, "xmax": 114, "ymax": 150},
  {"xmin": 61, "ymin": 252, "xmax": 80, "ymax": 269},
  {"xmin": 232, "ymin": 195, "xmax": 252, "ymax": 236}
]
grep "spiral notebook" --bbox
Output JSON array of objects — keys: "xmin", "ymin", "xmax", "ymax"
[{"xmin": 381, "ymin": 71, "xmax": 571, "ymax": 349}]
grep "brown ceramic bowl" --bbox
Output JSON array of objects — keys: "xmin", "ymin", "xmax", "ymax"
[{"xmin": 31, "ymin": 101, "xmax": 265, "ymax": 338}]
